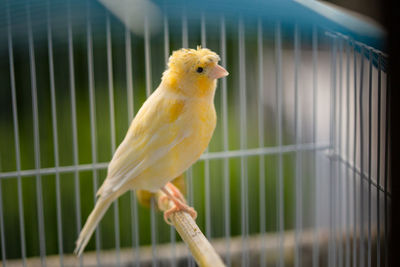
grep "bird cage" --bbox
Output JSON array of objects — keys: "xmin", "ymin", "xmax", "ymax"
[{"xmin": 0, "ymin": 0, "xmax": 390, "ymax": 266}]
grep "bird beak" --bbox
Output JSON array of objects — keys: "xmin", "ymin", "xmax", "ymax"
[{"xmin": 209, "ymin": 64, "xmax": 229, "ymax": 79}]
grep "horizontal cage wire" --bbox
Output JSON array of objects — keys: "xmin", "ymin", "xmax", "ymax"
[{"xmin": 0, "ymin": 0, "xmax": 391, "ymax": 267}]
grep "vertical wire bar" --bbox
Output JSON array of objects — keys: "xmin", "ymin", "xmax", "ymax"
[
  {"xmin": 352, "ymin": 42, "xmax": 358, "ymax": 267},
  {"xmin": 376, "ymin": 53, "xmax": 382, "ymax": 267},
  {"xmin": 67, "ymin": 1, "xmax": 83, "ymax": 265},
  {"xmin": 106, "ymin": 12, "xmax": 121, "ymax": 267},
  {"xmin": 182, "ymin": 9, "xmax": 188, "ymax": 48},
  {"xmin": 0, "ymin": 164, "xmax": 6, "ymax": 267},
  {"xmin": 164, "ymin": 15, "xmax": 170, "ymax": 65},
  {"xmin": 7, "ymin": 1, "xmax": 27, "ymax": 264},
  {"xmin": 125, "ymin": 15, "xmax": 139, "ymax": 267},
  {"xmin": 201, "ymin": 13, "xmax": 206, "ymax": 48},
  {"xmin": 163, "ymin": 14, "xmax": 176, "ymax": 267},
  {"xmin": 144, "ymin": 16, "xmax": 152, "ymax": 96},
  {"xmin": 345, "ymin": 38, "xmax": 351, "ymax": 267},
  {"xmin": 367, "ymin": 49, "xmax": 373, "ymax": 267},
  {"xmin": 126, "ymin": 26, "xmax": 134, "ymax": 122},
  {"xmin": 27, "ymin": 2, "xmax": 47, "ymax": 265},
  {"xmin": 383, "ymin": 65, "xmax": 389, "ymax": 267},
  {"xmin": 359, "ymin": 45, "xmax": 365, "ymax": 267},
  {"xmin": 220, "ymin": 16, "xmax": 231, "ymax": 267},
  {"xmin": 367, "ymin": 49, "xmax": 379, "ymax": 267},
  {"xmin": 238, "ymin": 17, "xmax": 249, "ymax": 267},
  {"xmin": 312, "ymin": 25, "xmax": 319, "ymax": 267},
  {"xmin": 338, "ymin": 38, "xmax": 344, "ymax": 267},
  {"xmin": 143, "ymin": 11, "xmax": 157, "ymax": 267},
  {"xmin": 86, "ymin": 1, "xmax": 101, "ymax": 263},
  {"xmin": 46, "ymin": 1, "xmax": 63, "ymax": 264},
  {"xmin": 294, "ymin": 24, "xmax": 302, "ymax": 267},
  {"xmin": 275, "ymin": 21, "xmax": 284, "ymax": 267},
  {"xmin": 182, "ymin": 10, "xmax": 194, "ymax": 267},
  {"xmin": 125, "ymin": 29, "xmax": 139, "ymax": 264},
  {"xmin": 186, "ymin": 167, "xmax": 195, "ymax": 267},
  {"xmin": 106, "ymin": 14, "xmax": 116, "ymax": 178},
  {"xmin": 257, "ymin": 18, "xmax": 266, "ymax": 267},
  {"xmin": 329, "ymin": 36, "xmax": 337, "ymax": 267},
  {"xmin": 130, "ymin": 181, "xmax": 140, "ymax": 266},
  {"xmin": 201, "ymin": 13, "xmax": 212, "ymax": 240},
  {"xmin": 151, "ymin": 198, "xmax": 158, "ymax": 267}
]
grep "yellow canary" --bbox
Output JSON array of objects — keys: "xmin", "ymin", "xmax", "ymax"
[{"xmin": 74, "ymin": 47, "xmax": 228, "ymax": 255}]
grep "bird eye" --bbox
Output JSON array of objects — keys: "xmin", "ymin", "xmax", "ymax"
[{"xmin": 196, "ymin": 67, "xmax": 203, "ymax": 73}]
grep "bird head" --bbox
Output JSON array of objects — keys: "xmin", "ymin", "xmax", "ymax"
[{"xmin": 163, "ymin": 46, "xmax": 228, "ymax": 96}]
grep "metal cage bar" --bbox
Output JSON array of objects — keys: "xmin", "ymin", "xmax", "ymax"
[
  {"xmin": 46, "ymin": 0, "xmax": 64, "ymax": 265},
  {"xmin": 220, "ymin": 15, "xmax": 231, "ymax": 267},
  {"xmin": 86, "ymin": 0, "xmax": 102, "ymax": 263},
  {"xmin": 27, "ymin": 1, "xmax": 47, "ymax": 265}
]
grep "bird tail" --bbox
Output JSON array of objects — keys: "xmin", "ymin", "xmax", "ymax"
[{"xmin": 74, "ymin": 194, "xmax": 114, "ymax": 256}]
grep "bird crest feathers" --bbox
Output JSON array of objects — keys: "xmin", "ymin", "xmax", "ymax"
[{"xmin": 166, "ymin": 46, "xmax": 220, "ymax": 74}]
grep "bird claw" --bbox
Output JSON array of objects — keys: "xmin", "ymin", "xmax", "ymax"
[
  {"xmin": 163, "ymin": 201, "xmax": 197, "ymax": 225},
  {"xmin": 161, "ymin": 183, "xmax": 197, "ymax": 225}
]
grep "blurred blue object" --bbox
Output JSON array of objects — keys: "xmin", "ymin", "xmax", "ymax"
[
  {"xmin": 1, "ymin": 0, "xmax": 385, "ymax": 50},
  {"xmin": 153, "ymin": 0, "xmax": 385, "ymax": 50}
]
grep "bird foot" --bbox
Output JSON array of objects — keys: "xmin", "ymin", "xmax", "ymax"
[
  {"xmin": 160, "ymin": 183, "xmax": 197, "ymax": 225},
  {"xmin": 163, "ymin": 201, "xmax": 197, "ymax": 225},
  {"xmin": 166, "ymin": 182, "xmax": 186, "ymax": 203}
]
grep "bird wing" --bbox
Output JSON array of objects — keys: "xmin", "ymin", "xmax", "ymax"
[{"xmin": 97, "ymin": 89, "xmax": 189, "ymax": 197}]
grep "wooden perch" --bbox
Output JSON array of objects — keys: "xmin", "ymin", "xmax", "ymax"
[{"xmin": 155, "ymin": 190, "xmax": 226, "ymax": 267}]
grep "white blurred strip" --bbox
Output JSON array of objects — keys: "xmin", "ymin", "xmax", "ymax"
[
  {"xmin": 98, "ymin": 0, "xmax": 162, "ymax": 36},
  {"xmin": 337, "ymin": 38, "xmax": 344, "ymax": 267},
  {"xmin": 312, "ymin": 25, "xmax": 319, "ymax": 267},
  {"xmin": 238, "ymin": 17, "xmax": 249, "ymax": 267},
  {"xmin": 328, "ymin": 35, "xmax": 337, "ymax": 267},
  {"xmin": 376, "ymin": 53, "xmax": 382, "ymax": 267},
  {"xmin": 383, "ymin": 60, "xmax": 390, "ymax": 267},
  {"xmin": 257, "ymin": 18, "xmax": 266, "ymax": 267},
  {"xmin": 352, "ymin": 42, "xmax": 358, "ymax": 267},
  {"xmin": 367, "ymin": 48, "xmax": 373, "ymax": 267},
  {"xmin": 294, "ymin": 23, "xmax": 303, "ymax": 267},
  {"xmin": 358, "ymin": 45, "xmax": 365, "ymax": 267},
  {"xmin": 275, "ymin": 21, "xmax": 284, "ymax": 267},
  {"xmin": 345, "ymin": 37, "xmax": 351, "ymax": 267}
]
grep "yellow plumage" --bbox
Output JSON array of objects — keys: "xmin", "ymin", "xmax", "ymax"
[{"xmin": 74, "ymin": 47, "xmax": 228, "ymax": 255}]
